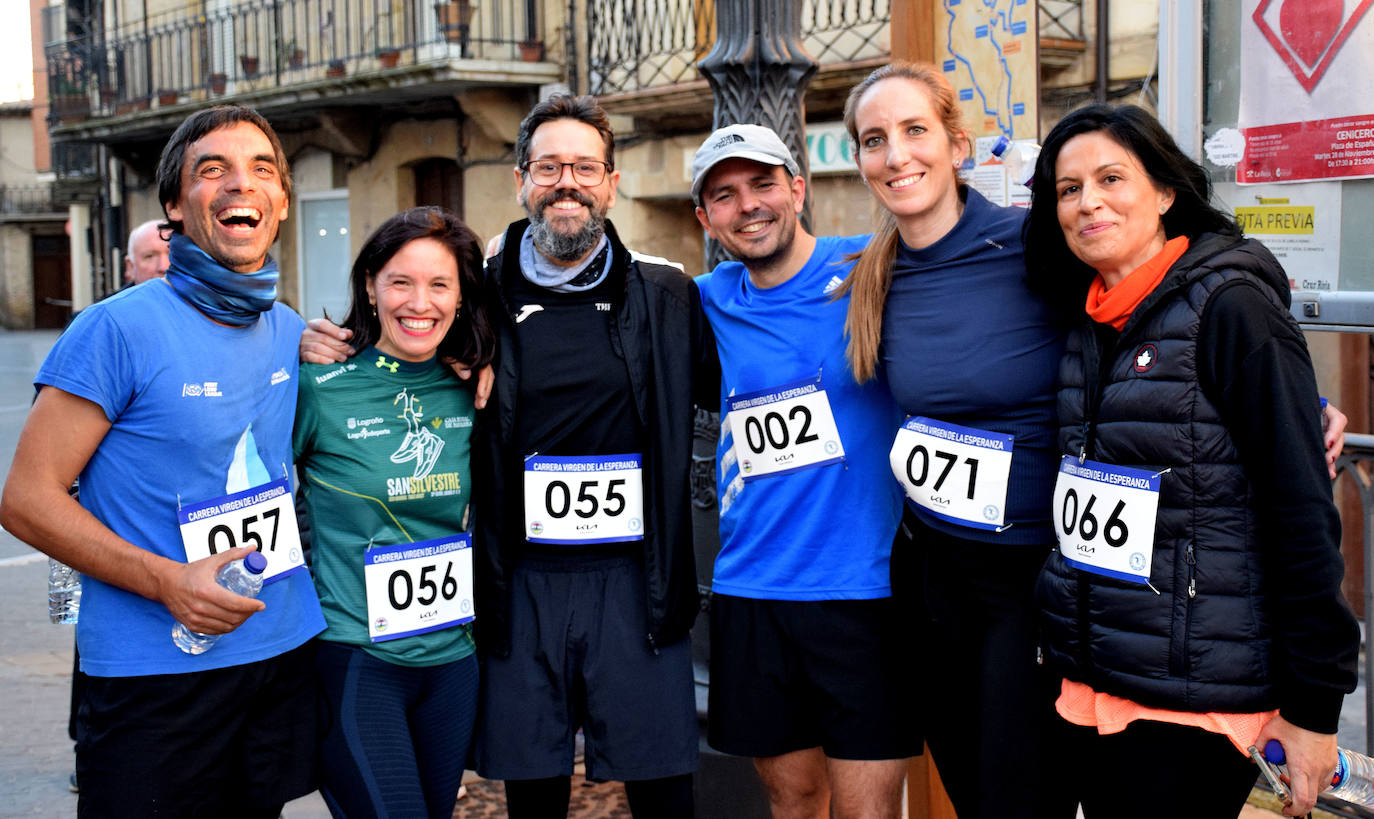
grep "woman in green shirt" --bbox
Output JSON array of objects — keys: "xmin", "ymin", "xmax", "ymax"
[{"xmin": 294, "ymin": 207, "xmax": 494, "ymax": 818}]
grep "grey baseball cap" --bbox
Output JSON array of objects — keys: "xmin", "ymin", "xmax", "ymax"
[{"xmin": 690, "ymin": 123, "xmax": 800, "ymax": 203}]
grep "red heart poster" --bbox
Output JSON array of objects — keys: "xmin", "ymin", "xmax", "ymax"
[{"xmin": 1239, "ymin": 0, "xmax": 1374, "ymax": 183}]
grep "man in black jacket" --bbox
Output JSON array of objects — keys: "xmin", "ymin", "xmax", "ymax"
[
  {"xmin": 471, "ymin": 94, "xmax": 714, "ymax": 818},
  {"xmin": 303, "ymin": 95, "xmax": 715, "ymax": 819}
]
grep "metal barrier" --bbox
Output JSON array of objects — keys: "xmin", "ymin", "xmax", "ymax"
[{"xmin": 1335, "ymin": 431, "xmax": 1374, "ymax": 757}]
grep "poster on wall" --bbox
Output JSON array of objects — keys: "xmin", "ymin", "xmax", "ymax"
[
  {"xmin": 1237, "ymin": 0, "xmax": 1374, "ymax": 184},
  {"xmin": 963, "ymin": 136, "xmax": 1032, "ymax": 208},
  {"xmin": 936, "ymin": 0, "xmax": 1038, "ymax": 143},
  {"xmin": 1232, "ymin": 182, "xmax": 1342, "ymax": 291}
]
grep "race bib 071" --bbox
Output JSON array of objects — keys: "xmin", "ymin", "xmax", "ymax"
[{"xmin": 889, "ymin": 416, "xmax": 1013, "ymax": 531}]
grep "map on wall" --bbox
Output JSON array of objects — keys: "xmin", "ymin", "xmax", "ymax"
[{"xmin": 937, "ymin": 0, "xmax": 1039, "ymax": 142}]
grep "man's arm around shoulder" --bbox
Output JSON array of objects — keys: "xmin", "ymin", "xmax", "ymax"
[{"xmin": 0, "ymin": 387, "xmax": 264, "ymax": 634}]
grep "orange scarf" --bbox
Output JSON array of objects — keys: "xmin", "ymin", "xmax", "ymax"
[{"xmin": 1084, "ymin": 236, "xmax": 1190, "ymax": 330}]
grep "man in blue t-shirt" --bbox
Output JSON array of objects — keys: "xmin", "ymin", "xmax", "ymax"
[
  {"xmin": 0, "ymin": 105, "xmax": 324, "ymax": 817},
  {"xmin": 691, "ymin": 125, "xmax": 917, "ymax": 817}
]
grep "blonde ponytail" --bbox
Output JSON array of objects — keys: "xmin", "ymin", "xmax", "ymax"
[{"xmin": 837, "ymin": 209, "xmax": 900, "ymax": 383}]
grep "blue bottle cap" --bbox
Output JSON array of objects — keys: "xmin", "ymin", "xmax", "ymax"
[
  {"xmin": 244, "ymin": 551, "xmax": 268, "ymax": 574},
  {"xmin": 1264, "ymin": 739, "xmax": 1287, "ymax": 765},
  {"xmin": 991, "ymin": 135, "xmax": 1012, "ymax": 157}
]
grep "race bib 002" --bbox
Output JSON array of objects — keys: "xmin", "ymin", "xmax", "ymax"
[
  {"xmin": 889, "ymin": 417, "xmax": 1013, "ymax": 530},
  {"xmin": 1052, "ymin": 456, "xmax": 1162, "ymax": 584},
  {"xmin": 177, "ymin": 477, "xmax": 305, "ymax": 583},
  {"xmin": 725, "ymin": 376, "xmax": 844, "ymax": 481},
  {"xmin": 524, "ymin": 454, "xmax": 644, "ymax": 545},
  {"xmin": 364, "ymin": 535, "xmax": 474, "ymax": 642}
]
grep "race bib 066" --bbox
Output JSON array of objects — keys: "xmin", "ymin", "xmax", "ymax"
[{"xmin": 1052, "ymin": 456, "xmax": 1162, "ymax": 584}]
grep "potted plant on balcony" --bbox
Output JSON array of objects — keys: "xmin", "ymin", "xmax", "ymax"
[
  {"xmin": 518, "ymin": 40, "xmax": 544, "ymax": 61},
  {"xmin": 377, "ymin": 48, "xmax": 401, "ymax": 68},
  {"xmin": 326, "ymin": 59, "xmax": 347, "ymax": 77},
  {"xmin": 209, "ymin": 73, "xmax": 228, "ymax": 94},
  {"xmin": 286, "ymin": 40, "xmax": 305, "ymax": 68},
  {"xmin": 240, "ymin": 54, "xmax": 260, "ymax": 77},
  {"xmin": 157, "ymin": 88, "xmax": 179, "ymax": 106}
]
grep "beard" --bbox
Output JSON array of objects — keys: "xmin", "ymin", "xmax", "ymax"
[{"xmin": 522, "ymin": 186, "xmax": 608, "ymax": 263}]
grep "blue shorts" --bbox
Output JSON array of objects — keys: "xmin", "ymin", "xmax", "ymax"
[{"xmin": 475, "ymin": 555, "xmax": 699, "ymax": 782}]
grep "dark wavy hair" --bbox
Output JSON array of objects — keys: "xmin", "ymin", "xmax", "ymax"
[
  {"xmin": 156, "ymin": 105, "xmax": 292, "ymax": 234},
  {"xmin": 514, "ymin": 94, "xmax": 615, "ymax": 169},
  {"xmin": 1023, "ymin": 103, "xmax": 1241, "ymax": 320},
  {"xmin": 339, "ymin": 207, "xmax": 494, "ymax": 370}
]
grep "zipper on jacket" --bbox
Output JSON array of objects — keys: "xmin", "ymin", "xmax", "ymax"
[
  {"xmin": 1170, "ymin": 542, "xmax": 1196, "ymax": 678},
  {"xmin": 1185, "ymin": 542, "xmax": 1197, "ymax": 600},
  {"xmin": 646, "ymin": 633, "xmax": 660, "ymax": 656}
]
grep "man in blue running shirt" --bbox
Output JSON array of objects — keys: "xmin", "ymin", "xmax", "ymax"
[{"xmin": 692, "ymin": 125, "xmax": 917, "ymax": 819}]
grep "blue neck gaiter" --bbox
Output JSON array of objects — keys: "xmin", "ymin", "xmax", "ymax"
[{"xmin": 164, "ymin": 232, "xmax": 279, "ymax": 326}]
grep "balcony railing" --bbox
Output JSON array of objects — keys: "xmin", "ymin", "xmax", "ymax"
[
  {"xmin": 1040, "ymin": 0, "xmax": 1085, "ymax": 43},
  {"xmin": 587, "ymin": 0, "xmax": 890, "ymax": 98},
  {"xmin": 0, "ymin": 185, "xmax": 59, "ymax": 216},
  {"xmin": 46, "ymin": 0, "xmax": 542, "ymax": 121}
]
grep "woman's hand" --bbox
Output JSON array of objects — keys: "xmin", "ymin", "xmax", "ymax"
[
  {"xmin": 301, "ymin": 317, "xmax": 355, "ymax": 364},
  {"xmin": 1255, "ymin": 716, "xmax": 1338, "ymax": 816},
  {"xmin": 1323, "ymin": 402, "xmax": 1348, "ymax": 479}
]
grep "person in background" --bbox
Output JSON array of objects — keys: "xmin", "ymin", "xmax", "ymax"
[
  {"xmin": 295, "ymin": 206, "xmax": 494, "ymax": 818},
  {"xmin": 1025, "ymin": 102, "xmax": 1359, "ymax": 819},
  {"xmin": 123, "ymin": 219, "xmax": 171, "ymax": 285}
]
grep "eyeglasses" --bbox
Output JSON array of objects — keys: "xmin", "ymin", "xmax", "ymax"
[{"xmin": 522, "ymin": 159, "xmax": 613, "ymax": 187}]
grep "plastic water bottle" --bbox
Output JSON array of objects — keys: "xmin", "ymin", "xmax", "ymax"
[
  {"xmin": 1265, "ymin": 739, "xmax": 1374, "ymax": 807},
  {"xmin": 991, "ymin": 135, "xmax": 1040, "ymax": 188},
  {"xmin": 171, "ymin": 551, "xmax": 268, "ymax": 655},
  {"xmin": 48, "ymin": 558, "xmax": 81, "ymax": 624}
]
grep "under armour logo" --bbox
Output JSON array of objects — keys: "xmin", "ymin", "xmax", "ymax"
[
  {"xmin": 376, "ymin": 355, "xmax": 399, "ymax": 373},
  {"xmin": 515, "ymin": 304, "xmax": 545, "ymax": 324}
]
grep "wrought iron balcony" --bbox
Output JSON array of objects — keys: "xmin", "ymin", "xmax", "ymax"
[
  {"xmin": 587, "ymin": 0, "xmax": 1090, "ymax": 101},
  {"xmin": 587, "ymin": 0, "xmax": 890, "ymax": 99},
  {"xmin": 0, "ymin": 185, "xmax": 60, "ymax": 218},
  {"xmin": 46, "ymin": 0, "xmax": 546, "ymax": 125}
]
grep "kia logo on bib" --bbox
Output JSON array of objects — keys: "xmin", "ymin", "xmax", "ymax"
[{"xmin": 1133, "ymin": 344, "xmax": 1159, "ymax": 373}]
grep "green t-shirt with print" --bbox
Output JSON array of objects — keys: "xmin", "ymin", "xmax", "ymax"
[{"xmin": 294, "ymin": 347, "xmax": 475, "ymax": 666}]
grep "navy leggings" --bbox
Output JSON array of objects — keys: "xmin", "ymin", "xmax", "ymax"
[{"xmin": 315, "ymin": 640, "xmax": 479, "ymax": 819}]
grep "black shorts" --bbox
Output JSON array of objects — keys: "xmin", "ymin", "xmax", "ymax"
[
  {"xmin": 475, "ymin": 555, "xmax": 699, "ymax": 782},
  {"xmin": 707, "ymin": 594, "xmax": 922, "ymax": 760},
  {"xmin": 75, "ymin": 642, "xmax": 318, "ymax": 819}
]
